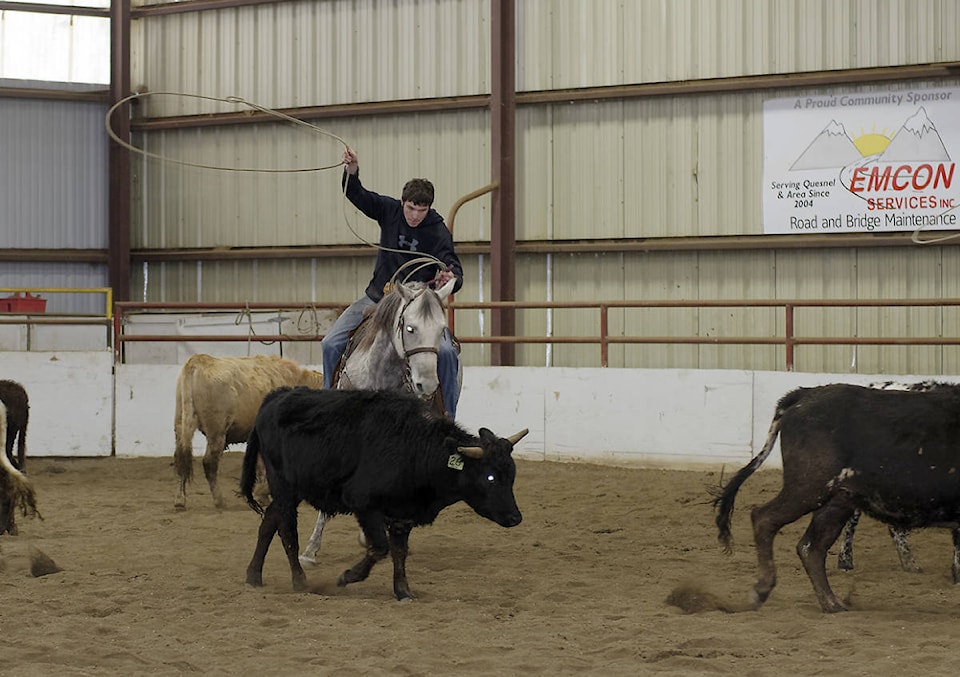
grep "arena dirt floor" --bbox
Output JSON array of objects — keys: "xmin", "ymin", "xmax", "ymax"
[{"xmin": 4, "ymin": 453, "xmax": 960, "ymax": 676}]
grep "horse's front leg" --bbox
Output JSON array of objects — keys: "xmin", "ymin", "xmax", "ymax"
[{"xmin": 299, "ymin": 510, "xmax": 329, "ymax": 566}]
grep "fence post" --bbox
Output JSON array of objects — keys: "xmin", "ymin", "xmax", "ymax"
[
  {"xmin": 600, "ymin": 304, "xmax": 609, "ymax": 367},
  {"xmin": 785, "ymin": 304, "xmax": 795, "ymax": 371},
  {"xmin": 113, "ymin": 307, "xmax": 123, "ymax": 364}
]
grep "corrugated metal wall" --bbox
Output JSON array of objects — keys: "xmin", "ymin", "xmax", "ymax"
[
  {"xmin": 127, "ymin": 0, "xmax": 960, "ymax": 372},
  {"xmin": 133, "ymin": 0, "xmax": 491, "ymax": 113},
  {"xmin": 0, "ymin": 83, "xmax": 109, "ymax": 314}
]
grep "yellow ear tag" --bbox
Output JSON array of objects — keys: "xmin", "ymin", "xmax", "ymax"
[{"xmin": 447, "ymin": 454, "xmax": 464, "ymax": 471}]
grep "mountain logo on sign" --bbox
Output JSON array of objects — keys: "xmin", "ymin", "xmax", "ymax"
[
  {"xmin": 790, "ymin": 107, "xmax": 951, "ymax": 171},
  {"xmin": 879, "ymin": 107, "xmax": 950, "ymax": 162},
  {"xmin": 790, "ymin": 120, "xmax": 861, "ymax": 170}
]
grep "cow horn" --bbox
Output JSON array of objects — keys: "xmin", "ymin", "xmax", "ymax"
[
  {"xmin": 506, "ymin": 428, "xmax": 529, "ymax": 445},
  {"xmin": 457, "ymin": 445, "xmax": 484, "ymax": 459}
]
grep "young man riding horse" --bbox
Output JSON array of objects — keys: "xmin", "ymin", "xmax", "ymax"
[{"xmin": 321, "ymin": 146, "xmax": 464, "ymax": 418}]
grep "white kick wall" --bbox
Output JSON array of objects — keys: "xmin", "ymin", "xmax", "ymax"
[{"xmin": 1, "ymin": 350, "xmax": 942, "ymax": 470}]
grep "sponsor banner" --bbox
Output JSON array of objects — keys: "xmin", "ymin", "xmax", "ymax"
[{"xmin": 763, "ymin": 88, "xmax": 959, "ymax": 234}]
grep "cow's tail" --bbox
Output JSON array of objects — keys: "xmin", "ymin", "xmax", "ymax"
[
  {"xmin": 173, "ymin": 362, "xmax": 196, "ymax": 484},
  {"xmin": 713, "ymin": 390, "xmax": 800, "ymax": 553},
  {"xmin": 0, "ymin": 403, "xmax": 40, "ymax": 521},
  {"xmin": 239, "ymin": 426, "xmax": 264, "ymax": 516}
]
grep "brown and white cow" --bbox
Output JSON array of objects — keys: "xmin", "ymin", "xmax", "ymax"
[
  {"xmin": 837, "ymin": 380, "xmax": 960, "ymax": 582},
  {"xmin": 715, "ymin": 383, "xmax": 960, "ymax": 613},
  {"xmin": 173, "ymin": 354, "xmax": 324, "ymax": 510}
]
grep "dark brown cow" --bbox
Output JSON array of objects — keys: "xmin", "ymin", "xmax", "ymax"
[
  {"xmin": 715, "ymin": 383, "xmax": 960, "ymax": 612},
  {"xmin": 0, "ymin": 380, "xmax": 29, "ymax": 470},
  {"xmin": 0, "ymin": 400, "xmax": 39, "ymax": 535}
]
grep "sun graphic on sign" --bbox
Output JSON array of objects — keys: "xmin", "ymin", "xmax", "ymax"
[{"xmin": 852, "ymin": 125, "xmax": 894, "ymax": 156}]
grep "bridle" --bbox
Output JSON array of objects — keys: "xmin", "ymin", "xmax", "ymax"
[{"xmin": 395, "ymin": 289, "xmax": 442, "ymax": 395}]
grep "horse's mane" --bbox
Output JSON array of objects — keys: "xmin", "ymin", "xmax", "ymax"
[{"xmin": 352, "ymin": 283, "xmax": 443, "ymax": 354}]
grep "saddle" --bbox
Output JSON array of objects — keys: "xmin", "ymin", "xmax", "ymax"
[{"xmin": 329, "ymin": 310, "xmax": 373, "ymax": 390}]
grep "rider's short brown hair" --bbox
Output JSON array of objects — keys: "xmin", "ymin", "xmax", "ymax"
[{"xmin": 401, "ymin": 178, "xmax": 434, "ymax": 206}]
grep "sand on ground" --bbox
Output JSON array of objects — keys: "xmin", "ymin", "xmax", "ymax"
[{"xmin": 2, "ymin": 453, "xmax": 960, "ymax": 676}]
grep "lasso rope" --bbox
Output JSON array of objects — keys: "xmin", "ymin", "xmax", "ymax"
[
  {"xmin": 105, "ymin": 92, "xmax": 349, "ymax": 172},
  {"xmin": 910, "ymin": 223, "xmax": 960, "ymax": 245},
  {"xmin": 105, "ymin": 91, "xmax": 473, "ymax": 281}
]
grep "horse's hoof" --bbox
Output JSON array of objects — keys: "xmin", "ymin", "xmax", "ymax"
[{"xmin": 298, "ymin": 554, "xmax": 319, "ymax": 567}]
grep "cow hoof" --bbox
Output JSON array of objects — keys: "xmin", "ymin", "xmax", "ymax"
[
  {"xmin": 748, "ymin": 588, "xmax": 767, "ymax": 610},
  {"xmin": 173, "ymin": 503, "xmax": 187, "ymax": 512},
  {"xmin": 337, "ymin": 570, "xmax": 363, "ymax": 587},
  {"xmin": 246, "ymin": 576, "xmax": 263, "ymax": 587}
]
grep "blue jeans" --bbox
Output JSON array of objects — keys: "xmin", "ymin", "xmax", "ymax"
[{"xmin": 321, "ymin": 295, "xmax": 460, "ymax": 419}]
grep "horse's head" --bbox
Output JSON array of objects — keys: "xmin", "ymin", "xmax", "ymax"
[{"xmin": 392, "ymin": 279, "xmax": 454, "ymax": 397}]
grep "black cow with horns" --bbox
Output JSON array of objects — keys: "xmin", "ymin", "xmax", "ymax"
[
  {"xmin": 240, "ymin": 387, "xmax": 527, "ymax": 601},
  {"xmin": 715, "ymin": 383, "xmax": 960, "ymax": 613}
]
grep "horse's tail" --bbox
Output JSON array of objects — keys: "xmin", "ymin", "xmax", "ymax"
[
  {"xmin": 713, "ymin": 391, "xmax": 799, "ymax": 552},
  {"xmin": 0, "ymin": 403, "xmax": 40, "ymax": 521},
  {"xmin": 239, "ymin": 426, "xmax": 264, "ymax": 516}
]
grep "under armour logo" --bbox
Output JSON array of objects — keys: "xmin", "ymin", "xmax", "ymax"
[{"xmin": 398, "ymin": 234, "xmax": 419, "ymax": 251}]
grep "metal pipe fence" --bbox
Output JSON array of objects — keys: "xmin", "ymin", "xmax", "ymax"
[{"xmin": 110, "ymin": 297, "xmax": 960, "ymax": 370}]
